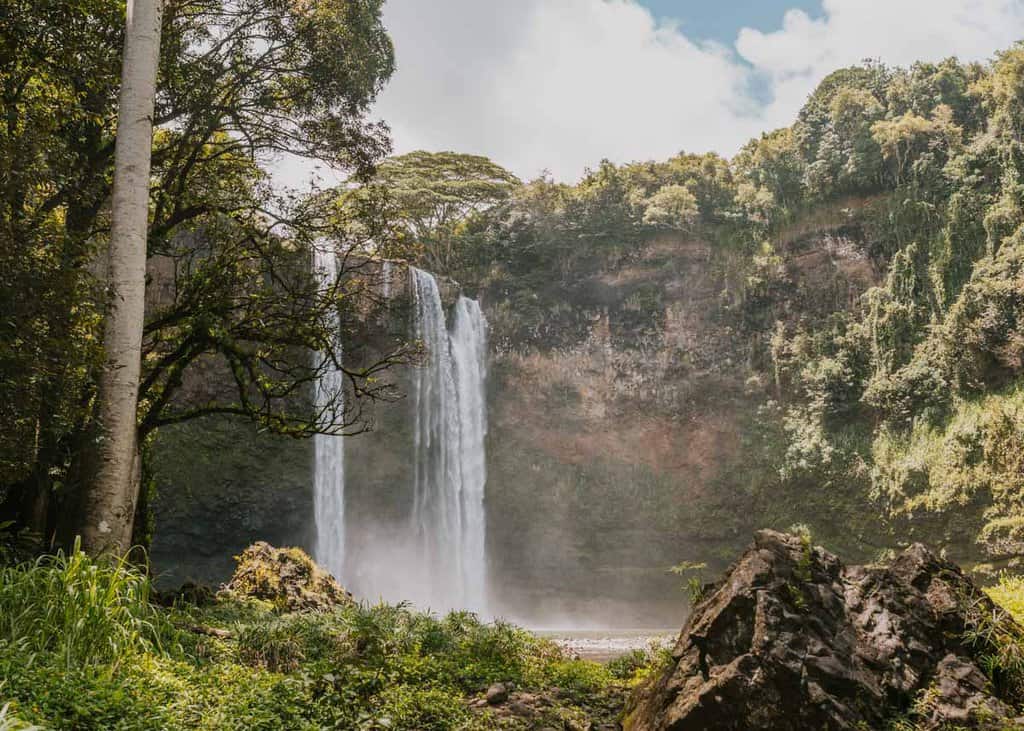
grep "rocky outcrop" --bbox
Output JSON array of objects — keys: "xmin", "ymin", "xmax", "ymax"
[
  {"xmin": 221, "ymin": 542, "xmax": 353, "ymax": 612},
  {"xmin": 625, "ymin": 530, "xmax": 1023, "ymax": 730}
]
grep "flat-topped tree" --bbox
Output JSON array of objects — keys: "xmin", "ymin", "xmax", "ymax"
[{"xmin": 344, "ymin": 150, "xmax": 521, "ymax": 275}]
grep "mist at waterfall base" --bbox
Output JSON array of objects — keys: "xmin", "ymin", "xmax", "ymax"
[{"xmin": 314, "ymin": 264, "xmax": 490, "ymax": 616}]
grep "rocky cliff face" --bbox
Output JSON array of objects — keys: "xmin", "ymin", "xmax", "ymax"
[
  {"xmin": 150, "ymin": 212, "xmax": 885, "ymax": 626},
  {"xmin": 625, "ymin": 530, "xmax": 1023, "ymax": 730},
  {"xmin": 481, "ymin": 216, "xmax": 879, "ymax": 625},
  {"xmin": 149, "ymin": 259, "xmax": 422, "ymax": 587}
]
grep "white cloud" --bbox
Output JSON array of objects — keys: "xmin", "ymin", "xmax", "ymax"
[
  {"xmin": 369, "ymin": 0, "xmax": 1024, "ymax": 183},
  {"xmin": 737, "ymin": 0, "xmax": 1024, "ymax": 131}
]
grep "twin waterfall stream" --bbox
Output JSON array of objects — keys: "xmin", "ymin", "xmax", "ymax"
[
  {"xmin": 313, "ymin": 256, "xmax": 490, "ymax": 615},
  {"xmin": 312, "ymin": 248, "xmax": 346, "ymax": 582}
]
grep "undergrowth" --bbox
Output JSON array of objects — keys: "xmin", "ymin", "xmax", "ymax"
[
  {"xmin": 0, "ymin": 549, "xmax": 644, "ymax": 730},
  {"xmin": 0, "ymin": 540, "xmax": 165, "ymax": 670}
]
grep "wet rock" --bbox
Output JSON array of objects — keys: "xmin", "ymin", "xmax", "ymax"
[
  {"xmin": 625, "ymin": 530, "xmax": 1023, "ymax": 730},
  {"xmin": 220, "ymin": 541, "xmax": 352, "ymax": 612},
  {"xmin": 486, "ymin": 682, "xmax": 510, "ymax": 705}
]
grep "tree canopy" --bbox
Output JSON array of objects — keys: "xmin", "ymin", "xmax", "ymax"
[
  {"xmin": 348, "ymin": 150, "xmax": 521, "ymax": 272},
  {"xmin": 0, "ymin": 0, "xmax": 403, "ymax": 546}
]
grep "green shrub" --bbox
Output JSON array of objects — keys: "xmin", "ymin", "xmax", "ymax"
[
  {"xmin": 962, "ymin": 586, "xmax": 1024, "ymax": 705},
  {"xmin": 367, "ymin": 685, "xmax": 468, "ymax": 731},
  {"xmin": 669, "ymin": 561, "xmax": 708, "ymax": 605},
  {"xmin": 606, "ymin": 644, "xmax": 675, "ymax": 685},
  {"xmin": 544, "ymin": 659, "xmax": 613, "ymax": 700},
  {"xmin": 0, "ymin": 703, "xmax": 42, "ymax": 731},
  {"xmin": 606, "ymin": 649, "xmax": 649, "ymax": 680},
  {"xmin": 0, "ymin": 650, "xmax": 176, "ymax": 730},
  {"xmin": 235, "ymin": 609, "xmax": 359, "ymax": 672},
  {"xmin": 432, "ymin": 617, "xmax": 541, "ymax": 690},
  {"xmin": 237, "ymin": 620, "xmax": 307, "ymax": 673}
]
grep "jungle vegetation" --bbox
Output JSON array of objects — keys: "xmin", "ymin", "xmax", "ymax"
[{"xmin": 5, "ymin": 0, "xmax": 1024, "ymax": 726}]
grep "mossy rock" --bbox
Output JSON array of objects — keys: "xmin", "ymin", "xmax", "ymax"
[{"xmin": 221, "ymin": 542, "xmax": 352, "ymax": 612}]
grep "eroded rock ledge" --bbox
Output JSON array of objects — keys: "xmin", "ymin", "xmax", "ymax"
[{"xmin": 625, "ymin": 530, "xmax": 1024, "ymax": 730}]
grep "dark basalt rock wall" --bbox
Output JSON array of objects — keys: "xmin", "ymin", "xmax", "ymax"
[
  {"xmin": 481, "ymin": 220, "xmax": 885, "ymax": 626},
  {"xmin": 625, "ymin": 530, "xmax": 1023, "ymax": 730},
  {"xmin": 149, "ymin": 259, "xmax": 421, "ymax": 587}
]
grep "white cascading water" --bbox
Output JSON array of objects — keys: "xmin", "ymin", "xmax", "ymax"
[
  {"xmin": 381, "ymin": 260, "xmax": 393, "ymax": 301},
  {"xmin": 312, "ymin": 247, "xmax": 346, "ymax": 580},
  {"xmin": 311, "ymin": 262, "xmax": 489, "ymax": 613},
  {"xmin": 449, "ymin": 296, "xmax": 489, "ymax": 609},
  {"xmin": 410, "ymin": 267, "xmax": 489, "ymax": 614}
]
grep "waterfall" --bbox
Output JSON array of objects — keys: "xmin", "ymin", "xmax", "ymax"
[
  {"xmin": 410, "ymin": 267, "xmax": 489, "ymax": 613},
  {"xmin": 381, "ymin": 260, "xmax": 393, "ymax": 301},
  {"xmin": 312, "ymin": 246, "xmax": 346, "ymax": 580},
  {"xmin": 450, "ymin": 296, "xmax": 489, "ymax": 609},
  {"xmin": 311, "ymin": 261, "xmax": 489, "ymax": 614}
]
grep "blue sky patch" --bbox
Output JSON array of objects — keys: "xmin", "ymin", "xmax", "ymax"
[{"xmin": 637, "ymin": 0, "xmax": 824, "ymax": 45}]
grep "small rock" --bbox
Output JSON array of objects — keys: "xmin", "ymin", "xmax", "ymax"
[{"xmin": 486, "ymin": 682, "xmax": 509, "ymax": 705}]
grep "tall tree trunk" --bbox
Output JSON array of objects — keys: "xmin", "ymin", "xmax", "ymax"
[{"xmin": 80, "ymin": 0, "xmax": 163, "ymax": 556}]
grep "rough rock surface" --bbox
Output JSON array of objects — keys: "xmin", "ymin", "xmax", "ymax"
[
  {"xmin": 486, "ymin": 682, "xmax": 511, "ymax": 705},
  {"xmin": 625, "ymin": 530, "xmax": 1023, "ymax": 730},
  {"xmin": 220, "ymin": 542, "xmax": 352, "ymax": 612}
]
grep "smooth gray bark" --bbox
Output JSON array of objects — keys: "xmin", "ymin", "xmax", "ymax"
[{"xmin": 81, "ymin": 0, "xmax": 163, "ymax": 555}]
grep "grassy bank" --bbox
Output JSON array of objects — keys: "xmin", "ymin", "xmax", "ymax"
[{"xmin": 0, "ymin": 548, "xmax": 665, "ymax": 730}]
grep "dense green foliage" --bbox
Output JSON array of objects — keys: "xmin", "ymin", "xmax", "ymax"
[
  {"xmin": 0, "ymin": 550, "xmax": 643, "ymax": 729},
  {"xmin": 761, "ymin": 48, "xmax": 1024, "ymax": 560},
  {"xmin": 0, "ymin": 0, "xmax": 405, "ymax": 547}
]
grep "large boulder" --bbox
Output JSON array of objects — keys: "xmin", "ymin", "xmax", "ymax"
[
  {"xmin": 625, "ymin": 530, "xmax": 1023, "ymax": 730},
  {"xmin": 220, "ymin": 542, "xmax": 353, "ymax": 612}
]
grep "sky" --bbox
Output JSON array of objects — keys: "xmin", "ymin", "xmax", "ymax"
[
  {"xmin": 290, "ymin": 1, "xmax": 1024, "ymax": 186},
  {"xmin": 637, "ymin": 0, "xmax": 824, "ymax": 44}
]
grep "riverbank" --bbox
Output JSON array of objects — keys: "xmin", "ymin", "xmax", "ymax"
[{"xmin": 539, "ymin": 629, "xmax": 675, "ymax": 663}]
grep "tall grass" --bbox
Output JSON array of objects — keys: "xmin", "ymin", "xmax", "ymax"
[
  {"xmin": 0, "ymin": 540, "xmax": 163, "ymax": 669},
  {"xmin": 987, "ymin": 574, "xmax": 1024, "ymax": 625}
]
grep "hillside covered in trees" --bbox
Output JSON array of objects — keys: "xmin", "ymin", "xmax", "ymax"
[{"xmin": 367, "ymin": 47, "xmax": 1024, "ymax": 580}]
